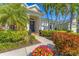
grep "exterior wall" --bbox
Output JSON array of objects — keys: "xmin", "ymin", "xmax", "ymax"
[
  {"xmin": 39, "ymin": 20, "xmax": 48, "ymax": 30},
  {"xmin": 72, "ymin": 19, "xmax": 77, "ymax": 32},
  {"xmin": 39, "ymin": 20, "xmax": 55, "ymax": 30},
  {"xmin": 35, "ymin": 18, "xmax": 40, "ymax": 33},
  {"xmin": 77, "ymin": 21, "xmax": 79, "ymax": 33},
  {"xmin": 68, "ymin": 23, "xmax": 70, "ymax": 30},
  {"xmin": 50, "ymin": 23, "xmax": 54, "ymax": 30},
  {"xmin": 39, "ymin": 19, "xmax": 69, "ymax": 31},
  {"xmin": 68, "ymin": 18, "xmax": 77, "ymax": 32}
]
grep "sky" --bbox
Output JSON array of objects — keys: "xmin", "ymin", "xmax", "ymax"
[{"xmin": 25, "ymin": 3, "xmax": 71, "ymax": 21}]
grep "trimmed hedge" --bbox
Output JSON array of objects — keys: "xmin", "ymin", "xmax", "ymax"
[
  {"xmin": 30, "ymin": 35, "xmax": 36, "ymax": 40},
  {"xmin": 0, "ymin": 30, "xmax": 29, "ymax": 43},
  {"xmin": 0, "ymin": 30, "xmax": 41, "ymax": 53},
  {"xmin": 39, "ymin": 30, "xmax": 54, "ymax": 37},
  {"xmin": 0, "ymin": 30, "xmax": 30, "ymax": 53},
  {"xmin": 39, "ymin": 30, "xmax": 66, "ymax": 37}
]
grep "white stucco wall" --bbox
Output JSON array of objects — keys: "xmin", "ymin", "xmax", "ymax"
[
  {"xmin": 68, "ymin": 18, "xmax": 77, "ymax": 32},
  {"xmin": 39, "ymin": 20, "xmax": 49, "ymax": 30},
  {"xmin": 72, "ymin": 19, "xmax": 77, "ymax": 32}
]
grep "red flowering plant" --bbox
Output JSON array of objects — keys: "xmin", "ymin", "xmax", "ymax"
[
  {"xmin": 32, "ymin": 45, "xmax": 55, "ymax": 56},
  {"xmin": 51, "ymin": 32, "xmax": 79, "ymax": 56}
]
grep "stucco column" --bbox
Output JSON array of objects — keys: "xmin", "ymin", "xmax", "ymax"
[{"xmin": 35, "ymin": 18, "xmax": 40, "ymax": 35}]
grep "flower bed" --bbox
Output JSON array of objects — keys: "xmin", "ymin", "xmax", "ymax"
[
  {"xmin": 51, "ymin": 32, "xmax": 79, "ymax": 56},
  {"xmin": 32, "ymin": 45, "xmax": 55, "ymax": 56}
]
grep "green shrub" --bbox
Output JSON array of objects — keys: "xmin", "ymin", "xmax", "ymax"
[
  {"xmin": 39, "ymin": 30, "xmax": 69, "ymax": 37},
  {"xmin": 0, "ymin": 43, "xmax": 18, "ymax": 52},
  {"xmin": 30, "ymin": 35, "xmax": 36, "ymax": 40},
  {"xmin": 0, "ymin": 30, "xmax": 28, "ymax": 43},
  {"xmin": 0, "ymin": 30, "xmax": 31, "ymax": 53},
  {"xmin": 39, "ymin": 30, "xmax": 55, "ymax": 37},
  {"xmin": 0, "ymin": 41, "xmax": 29, "ymax": 53},
  {"xmin": 66, "ymin": 30, "xmax": 73, "ymax": 32}
]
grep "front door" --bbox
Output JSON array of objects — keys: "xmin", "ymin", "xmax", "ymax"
[{"xmin": 30, "ymin": 21, "xmax": 35, "ymax": 32}]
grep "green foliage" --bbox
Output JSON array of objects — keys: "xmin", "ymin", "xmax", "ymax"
[
  {"xmin": 39, "ymin": 30, "xmax": 54, "ymax": 37},
  {"xmin": 0, "ymin": 40, "xmax": 29, "ymax": 53},
  {"xmin": 66, "ymin": 30, "xmax": 73, "ymax": 32},
  {"xmin": 30, "ymin": 35, "xmax": 36, "ymax": 40},
  {"xmin": 0, "ymin": 43, "xmax": 18, "ymax": 52},
  {"xmin": 39, "ymin": 30, "xmax": 70, "ymax": 37},
  {"xmin": 0, "ymin": 30, "xmax": 30, "ymax": 53},
  {"xmin": 0, "ymin": 30, "xmax": 28, "ymax": 43},
  {"xmin": 41, "ymin": 3, "xmax": 79, "ymax": 31},
  {"xmin": 0, "ymin": 4, "xmax": 29, "ymax": 30}
]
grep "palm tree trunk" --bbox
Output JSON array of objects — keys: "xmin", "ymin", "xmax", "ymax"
[
  {"xmin": 59, "ymin": 15, "xmax": 61, "ymax": 30},
  {"xmin": 62, "ymin": 14, "xmax": 66, "ymax": 30},
  {"xmin": 70, "ymin": 12, "xmax": 73, "ymax": 31},
  {"xmin": 55, "ymin": 14, "xmax": 58, "ymax": 30},
  {"xmin": 50, "ymin": 12, "xmax": 53, "ymax": 30},
  {"xmin": 64, "ymin": 14, "xmax": 67, "ymax": 30},
  {"xmin": 47, "ymin": 13, "xmax": 50, "ymax": 30}
]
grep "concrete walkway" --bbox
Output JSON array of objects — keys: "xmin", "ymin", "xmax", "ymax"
[
  {"xmin": 0, "ymin": 35, "xmax": 55, "ymax": 56},
  {"xmin": 34, "ymin": 34, "xmax": 55, "ymax": 45}
]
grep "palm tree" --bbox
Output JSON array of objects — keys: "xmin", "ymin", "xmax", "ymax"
[
  {"xmin": 69, "ymin": 4, "xmax": 77, "ymax": 31},
  {"xmin": 60, "ymin": 4, "xmax": 69, "ymax": 30},
  {"xmin": 49, "ymin": 4, "xmax": 55, "ymax": 30},
  {"xmin": 41, "ymin": 3, "xmax": 79, "ymax": 31},
  {"xmin": 41, "ymin": 3, "xmax": 51, "ymax": 30},
  {"xmin": 41, "ymin": 3, "xmax": 61, "ymax": 30},
  {"xmin": 54, "ymin": 4, "xmax": 62, "ymax": 30},
  {"xmin": 0, "ymin": 4, "xmax": 29, "ymax": 30},
  {"xmin": 58, "ymin": 4, "xmax": 77, "ymax": 31},
  {"xmin": 74, "ymin": 4, "xmax": 79, "ymax": 32}
]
